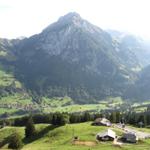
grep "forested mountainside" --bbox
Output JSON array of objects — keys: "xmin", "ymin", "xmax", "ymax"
[{"xmin": 0, "ymin": 12, "xmax": 150, "ymax": 103}]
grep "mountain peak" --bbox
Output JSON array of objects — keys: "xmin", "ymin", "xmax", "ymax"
[
  {"xmin": 43, "ymin": 12, "xmax": 84, "ymax": 32},
  {"xmin": 58, "ymin": 12, "xmax": 81, "ymax": 21},
  {"xmin": 57, "ymin": 12, "xmax": 82, "ymax": 25},
  {"xmin": 43, "ymin": 12, "xmax": 103, "ymax": 34}
]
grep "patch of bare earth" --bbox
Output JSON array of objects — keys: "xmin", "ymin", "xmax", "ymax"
[{"xmin": 72, "ymin": 140, "xmax": 97, "ymax": 146}]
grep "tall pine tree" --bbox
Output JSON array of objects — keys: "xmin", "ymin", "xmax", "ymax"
[
  {"xmin": 25, "ymin": 116, "xmax": 36, "ymax": 138},
  {"xmin": 8, "ymin": 132, "xmax": 23, "ymax": 149}
]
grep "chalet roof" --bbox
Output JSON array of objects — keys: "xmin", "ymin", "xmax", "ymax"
[
  {"xmin": 97, "ymin": 129, "xmax": 116, "ymax": 139},
  {"xmin": 123, "ymin": 132, "xmax": 138, "ymax": 142},
  {"xmin": 123, "ymin": 132, "xmax": 137, "ymax": 138},
  {"xmin": 94, "ymin": 118, "xmax": 111, "ymax": 124}
]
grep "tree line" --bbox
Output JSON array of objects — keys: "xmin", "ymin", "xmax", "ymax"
[{"xmin": 1, "ymin": 110, "xmax": 150, "ymax": 127}]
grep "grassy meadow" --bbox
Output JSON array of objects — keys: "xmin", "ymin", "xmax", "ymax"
[{"xmin": 0, "ymin": 122, "xmax": 150, "ymax": 150}]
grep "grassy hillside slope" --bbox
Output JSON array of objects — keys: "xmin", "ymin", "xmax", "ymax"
[{"xmin": 0, "ymin": 122, "xmax": 150, "ymax": 150}]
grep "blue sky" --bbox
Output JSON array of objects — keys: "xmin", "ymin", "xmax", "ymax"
[{"xmin": 0, "ymin": 0, "xmax": 150, "ymax": 39}]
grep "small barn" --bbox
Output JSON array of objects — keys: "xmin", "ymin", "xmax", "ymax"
[
  {"xmin": 96, "ymin": 129, "xmax": 116, "ymax": 141},
  {"xmin": 122, "ymin": 132, "xmax": 138, "ymax": 143},
  {"xmin": 92, "ymin": 118, "xmax": 111, "ymax": 126}
]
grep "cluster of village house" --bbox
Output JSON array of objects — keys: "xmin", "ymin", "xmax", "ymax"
[
  {"xmin": 92, "ymin": 118, "xmax": 138, "ymax": 143},
  {"xmin": 0, "ymin": 103, "xmax": 37, "ymax": 111}
]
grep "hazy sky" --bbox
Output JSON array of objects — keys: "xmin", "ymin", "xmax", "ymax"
[{"xmin": 0, "ymin": 0, "xmax": 150, "ymax": 39}]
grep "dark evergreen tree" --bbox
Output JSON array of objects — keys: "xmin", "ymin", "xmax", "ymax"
[
  {"xmin": 147, "ymin": 112, "xmax": 150, "ymax": 125},
  {"xmin": 138, "ymin": 114, "xmax": 147, "ymax": 127},
  {"xmin": 70, "ymin": 114, "xmax": 83, "ymax": 123},
  {"xmin": 143, "ymin": 114, "xmax": 147, "ymax": 127},
  {"xmin": 25, "ymin": 116, "xmax": 36, "ymax": 138},
  {"xmin": 116, "ymin": 112, "xmax": 121, "ymax": 123},
  {"xmin": 57, "ymin": 114, "xmax": 68, "ymax": 125},
  {"xmin": 70, "ymin": 114, "xmax": 77, "ymax": 123},
  {"xmin": 51, "ymin": 113, "xmax": 69, "ymax": 126},
  {"xmin": 110, "ymin": 112, "xmax": 117, "ymax": 123},
  {"xmin": 8, "ymin": 132, "xmax": 23, "ymax": 149},
  {"xmin": 82, "ymin": 112, "xmax": 91, "ymax": 122},
  {"xmin": 51, "ymin": 114, "xmax": 57, "ymax": 125}
]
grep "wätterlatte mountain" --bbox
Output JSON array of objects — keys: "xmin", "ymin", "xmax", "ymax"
[{"xmin": 0, "ymin": 12, "xmax": 150, "ymax": 103}]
